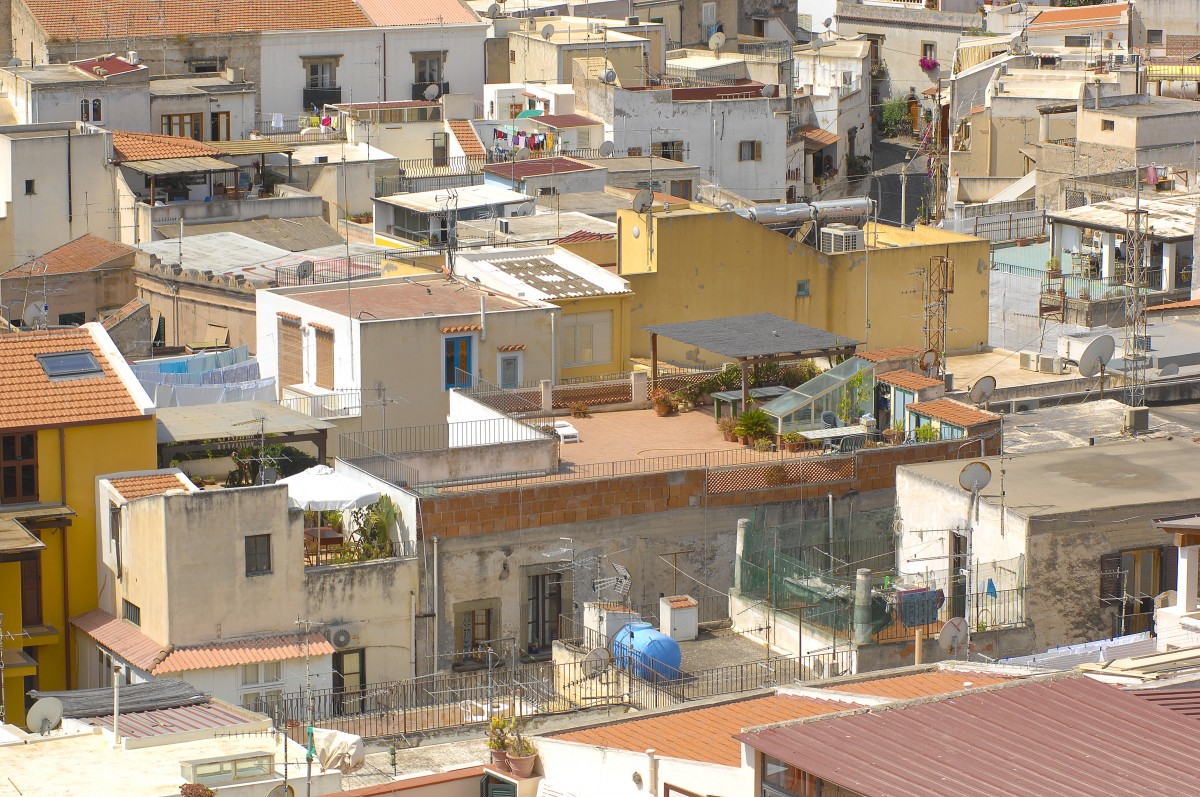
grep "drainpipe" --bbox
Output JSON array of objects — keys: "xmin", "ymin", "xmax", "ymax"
[
  {"xmin": 827, "ymin": 492, "xmax": 834, "ymax": 570},
  {"xmin": 112, "ymin": 667, "xmax": 121, "ymax": 748},
  {"xmin": 480, "ymin": 295, "xmax": 487, "ymax": 341},
  {"xmin": 409, "ymin": 590, "xmax": 418, "ymax": 679},
  {"xmin": 853, "ymin": 568, "xmax": 871, "ymax": 646},
  {"xmin": 432, "ymin": 534, "xmax": 440, "ymax": 667},
  {"xmin": 645, "ymin": 749, "xmax": 659, "ymax": 796}
]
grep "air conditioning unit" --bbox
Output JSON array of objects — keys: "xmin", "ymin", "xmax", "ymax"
[
  {"xmin": 1038, "ymin": 356, "xmax": 1064, "ymax": 374},
  {"xmin": 1012, "ymin": 398, "xmax": 1039, "ymax": 413},
  {"xmin": 1019, "ymin": 350, "xmax": 1039, "ymax": 371},
  {"xmin": 323, "ymin": 626, "xmax": 359, "ymax": 649},
  {"xmin": 498, "ymin": 219, "xmax": 511, "ymax": 234},
  {"xmin": 1125, "ymin": 406, "xmax": 1150, "ymax": 435},
  {"xmin": 819, "ymin": 224, "xmax": 865, "ymax": 254},
  {"xmin": 313, "ymin": 155, "xmax": 329, "ymax": 164}
]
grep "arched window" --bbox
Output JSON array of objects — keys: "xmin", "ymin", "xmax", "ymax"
[
  {"xmin": 92, "ymin": 99, "xmax": 102, "ymax": 122},
  {"xmin": 80, "ymin": 99, "xmax": 90, "ymax": 122}
]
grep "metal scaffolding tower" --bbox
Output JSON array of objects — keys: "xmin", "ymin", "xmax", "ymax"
[
  {"xmin": 1123, "ymin": 205, "xmax": 1149, "ymax": 407},
  {"xmin": 923, "ymin": 255, "xmax": 954, "ymax": 376}
]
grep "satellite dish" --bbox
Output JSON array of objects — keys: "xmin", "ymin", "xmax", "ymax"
[
  {"xmin": 919, "ymin": 348, "xmax": 939, "ymax": 373},
  {"xmin": 600, "ymin": 68, "xmax": 617, "ymax": 84},
  {"xmin": 485, "ymin": 2, "xmax": 501, "ymax": 17},
  {"xmin": 514, "ymin": 146, "xmax": 531, "ymax": 161},
  {"xmin": 541, "ymin": 24, "xmax": 556, "ymax": 40},
  {"xmin": 22, "ymin": 302, "xmax": 47, "ymax": 328},
  {"xmin": 720, "ymin": 202, "xmax": 734, "ymax": 211},
  {"xmin": 1077, "ymin": 334, "xmax": 1116, "ymax": 378},
  {"xmin": 762, "ymin": 84, "xmax": 778, "ymax": 97},
  {"xmin": 598, "ymin": 140, "xmax": 616, "ymax": 157},
  {"xmin": 938, "ymin": 617, "xmax": 969, "ymax": 653},
  {"xmin": 26, "ymin": 697, "xmax": 63, "ymax": 735},
  {"xmin": 810, "ymin": 37, "xmax": 825, "ymax": 52},
  {"xmin": 423, "ymin": 83, "xmax": 441, "ymax": 101},
  {"xmin": 1159, "ymin": 363, "xmax": 1181, "ymax": 378},
  {"xmin": 823, "ymin": 16, "xmax": 833, "ymax": 28},
  {"xmin": 7, "ymin": 57, "xmax": 20, "ymax": 67},
  {"xmin": 708, "ymin": 31, "xmax": 726, "ymax": 52},
  {"xmin": 958, "ymin": 461, "xmax": 992, "ymax": 493},
  {"xmin": 632, "ymin": 188, "xmax": 653, "ymax": 212},
  {"xmin": 296, "ymin": 260, "xmax": 315, "ymax": 282},
  {"xmin": 968, "ymin": 375, "xmax": 996, "ymax": 406},
  {"xmin": 582, "ymin": 647, "xmax": 612, "ymax": 676}
]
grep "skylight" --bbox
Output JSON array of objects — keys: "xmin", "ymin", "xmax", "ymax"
[{"xmin": 36, "ymin": 350, "xmax": 103, "ymax": 379}]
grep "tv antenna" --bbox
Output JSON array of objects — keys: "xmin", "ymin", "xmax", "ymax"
[
  {"xmin": 968, "ymin": 375, "xmax": 995, "ymax": 407},
  {"xmin": 952, "ymin": 460, "xmax": 992, "ymax": 660},
  {"xmin": 295, "ymin": 260, "xmax": 315, "ymax": 283},
  {"xmin": 26, "ymin": 696, "xmax": 63, "ymax": 735},
  {"xmin": 922, "ymin": 256, "xmax": 953, "ymax": 378},
  {"xmin": 632, "ymin": 188, "xmax": 653, "ymax": 213},
  {"xmin": 232, "ymin": 414, "xmax": 270, "ymax": 485},
  {"xmin": 593, "ymin": 562, "xmax": 632, "ymax": 596},
  {"xmin": 423, "ymin": 83, "xmax": 441, "ymax": 101}
]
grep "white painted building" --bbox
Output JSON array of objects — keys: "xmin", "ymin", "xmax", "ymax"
[
  {"xmin": 0, "ymin": 54, "xmax": 151, "ymax": 130},
  {"xmin": 791, "ymin": 37, "xmax": 872, "ymax": 197},
  {"xmin": 484, "ymin": 82, "xmax": 576, "ymax": 121}
]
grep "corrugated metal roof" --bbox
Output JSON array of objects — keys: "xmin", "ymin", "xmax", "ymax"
[
  {"xmin": 737, "ymin": 676, "xmax": 1200, "ymax": 797},
  {"xmin": 71, "ymin": 608, "xmax": 171, "ymax": 672},
  {"xmin": 82, "ymin": 702, "xmax": 256, "ymax": 738},
  {"xmin": 31, "ymin": 678, "xmax": 206, "ymax": 718},
  {"xmin": 122, "ymin": 156, "xmax": 239, "ymax": 176},
  {"xmin": 1132, "ymin": 688, "xmax": 1200, "ymax": 719}
]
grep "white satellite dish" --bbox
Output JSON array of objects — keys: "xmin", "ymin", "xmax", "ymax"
[
  {"xmin": 296, "ymin": 260, "xmax": 315, "ymax": 282},
  {"xmin": 423, "ymin": 83, "xmax": 441, "ymax": 101},
  {"xmin": 26, "ymin": 697, "xmax": 63, "ymax": 735},
  {"xmin": 810, "ymin": 36, "xmax": 825, "ymax": 52},
  {"xmin": 1158, "ymin": 362, "xmax": 1181, "ymax": 378},
  {"xmin": 919, "ymin": 348, "xmax": 939, "ymax": 374},
  {"xmin": 1077, "ymin": 334, "xmax": 1116, "ymax": 378},
  {"xmin": 720, "ymin": 202, "xmax": 734, "ymax": 211},
  {"xmin": 762, "ymin": 84, "xmax": 778, "ymax": 97},
  {"xmin": 514, "ymin": 146, "xmax": 531, "ymax": 161},
  {"xmin": 632, "ymin": 188, "xmax": 653, "ymax": 213},
  {"xmin": 938, "ymin": 617, "xmax": 969, "ymax": 653},
  {"xmin": 600, "ymin": 68, "xmax": 617, "ymax": 84},
  {"xmin": 598, "ymin": 140, "xmax": 616, "ymax": 157},
  {"xmin": 968, "ymin": 375, "xmax": 996, "ymax": 406},
  {"xmin": 22, "ymin": 302, "xmax": 47, "ymax": 328},
  {"xmin": 958, "ymin": 461, "xmax": 992, "ymax": 493},
  {"xmin": 823, "ymin": 16, "xmax": 833, "ymax": 29},
  {"xmin": 708, "ymin": 31, "xmax": 726, "ymax": 52},
  {"xmin": 485, "ymin": 2, "xmax": 501, "ymax": 17},
  {"xmin": 541, "ymin": 24, "xmax": 556, "ymax": 40},
  {"xmin": 581, "ymin": 647, "xmax": 612, "ymax": 676}
]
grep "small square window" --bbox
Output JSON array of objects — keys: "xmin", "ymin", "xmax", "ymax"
[
  {"xmin": 37, "ymin": 350, "xmax": 102, "ymax": 378},
  {"xmin": 24, "ymin": 180, "xmax": 34, "ymax": 195},
  {"xmin": 245, "ymin": 534, "xmax": 272, "ymax": 576},
  {"xmin": 922, "ymin": 43, "xmax": 936, "ymax": 60},
  {"xmin": 57, "ymin": 312, "xmax": 85, "ymax": 326},
  {"xmin": 1101, "ymin": 119, "xmax": 1115, "ymax": 131},
  {"xmin": 796, "ymin": 279, "xmax": 811, "ymax": 297},
  {"xmin": 1147, "ymin": 30, "xmax": 1164, "ymax": 46},
  {"xmin": 738, "ymin": 140, "xmax": 762, "ymax": 161},
  {"xmin": 122, "ymin": 599, "xmax": 141, "ymax": 626}
]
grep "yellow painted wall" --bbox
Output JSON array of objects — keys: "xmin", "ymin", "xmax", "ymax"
[
  {"xmin": 616, "ymin": 209, "xmax": 991, "ymax": 366},
  {"xmin": 557, "ymin": 293, "xmax": 632, "ymax": 378},
  {"xmin": 558, "ymin": 238, "xmax": 616, "ymax": 269}
]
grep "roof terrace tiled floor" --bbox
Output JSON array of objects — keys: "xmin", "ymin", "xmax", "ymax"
[{"xmin": 557, "ymin": 406, "xmax": 749, "ymax": 466}]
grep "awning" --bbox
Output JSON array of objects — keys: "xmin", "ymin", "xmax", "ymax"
[
  {"xmin": 516, "ymin": 109, "xmax": 543, "ymax": 118},
  {"xmin": 122, "ymin": 156, "xmax": 240, "ymax": 177},
  {"xmin": 156, "ymin": 400, "xmax": 333, "ymax": 444},
  {"xmin": 210, "ymin": 140, "xmax": 297, "ymax": 156},
  {"xmin": 0, "ymin": 504, "xmax": 75, "ymax": 560},
  {"xmin": 276, "ymin": 465, "xmax": 380, "ymax": 511},
  {"xmin": 798, "ymin": 125, "xmax": 841, "ymax": 152}
]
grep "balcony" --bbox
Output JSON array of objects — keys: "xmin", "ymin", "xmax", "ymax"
[
  {"xmin": 303, "ymin": 86, "xmax": 342, "ymax": 108},
  {"xmin": 411, "ymin": 82, "xmax": 449, "ymax": 101}
]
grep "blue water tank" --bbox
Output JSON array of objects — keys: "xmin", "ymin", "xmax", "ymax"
[{"xmin": 612, "ymin": 621, "xmax": 682, "ymax": 681}]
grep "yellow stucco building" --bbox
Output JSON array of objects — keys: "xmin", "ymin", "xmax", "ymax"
[
  {"xmin": 614, "ymin": 204, "xmax": 991, "ymax": 366},
  {"xmin": 0, "ymin": 324, "xmax": 155, "ymax": 725}
]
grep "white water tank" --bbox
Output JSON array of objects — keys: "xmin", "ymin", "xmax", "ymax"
[{"xmin": 659, "ymin": 595, "xmax": 699, "ymax": 641}]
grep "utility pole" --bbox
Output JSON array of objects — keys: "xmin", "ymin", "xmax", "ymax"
[{"xmin": 296, "ymin": 617, "xmax": 318, "ymax": 797}]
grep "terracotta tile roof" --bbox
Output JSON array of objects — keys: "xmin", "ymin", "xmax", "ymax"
[
  {"xmin": 969, "ymin": 104, "xmax": 986, "ymax": 115},
  {"xmin": 556, "ymin": 230, "xmax": 616, "ymax": 243},
  {"xmin": 826, "ymin": 670, "xmax": 1013, "ymax": 700},
  {"xmin": 71, "ymin": 55, "xmax": 141, "ymax": 78},
  {"xmin": 155, "ymin": 632, "xmax": 335, "ymax": 674},
  {"xmin": 3, "ymin": 234, "xmax": 138, "ymax": 277},
  {"xmin": 1030, "ymin": 2, "xmax": 1127, "ymax": 29},
  {"xmin": 440, "ymin": 324, "xmax": 483, "ymax": 333},
  {"xmin": 308, "ymin": 322, "xmax": 335, "ymax": 334},
  {"xmin": 664, "ymin": 595, "xmax": 697, "ymax": 608},
  {"xmin": 496, "ymin": 344, "xmax": 526, "ymax": 351},
  {"xmin": 532, "ymin": 113, "xmax": 603, "ymax": 129},
  {"xmin": 877, "ymin": 369, "xmax": 944, "ymax": 392},
  {"xmin": 25, "ymin": 0, "xmax": 372, "ymax": 41},
  {"xmin": 108, "ymin": 472, "xmax": 194, "ymax": 501},
  {"xmin": 71, "ymin": 609, "xmax": 170, "ymax": 672},
  {"xmin": 1149, "ymin": 298, "xmax": 1200, "ymax": 312},
  {"xmin": 277, "ymin": 311, "xmax": 302, "ymax": 322},
  {"xmin": 355, "ymin": 0, "xmax": 479, "ymax": 26},
  {"xmin": 907, "ymin": 397, "xmax": 1000, "ymax": 429},
  {"xmin": 552, "ymin": 695, "xmax": 843, "ymax": 765},
  {"xmin": 483, "ymin": 157, "xmax": 597, "ymax": 181},
  {"xmin": 856, "ymin": 345, "xmax": 921, "ymax": 363},
  {"xmin": 102, "ymin": 297, "xmax": 148, "ymax": 329},
  {"xmin": 112, "ymin": 131, "xmax": 222, "ymax": 162},
  {"xmin": 0, "ymin": 327, "xmax": 145, "ymax": 431},
  {"xmin": 798, "ymin": 125, "xmax": 841, "ymax": 150},
  {"xmin": 448, "ymin": 119, "xmax": 485, "ymax": 158}
]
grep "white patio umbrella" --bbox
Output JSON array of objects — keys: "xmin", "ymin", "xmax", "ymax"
[{"xmin": 276, "ymin": 465, "xmax": 380, "ymax": 511}]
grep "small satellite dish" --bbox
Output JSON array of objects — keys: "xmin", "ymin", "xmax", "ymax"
[
  {"xmin": 22, "ymin": 302, "xmax": 47, "ymax": 328},
  {"xmin": 7, "ymin": 57, "xmax": 20, "ymax": 67},
  {"xmin": 1159, "ymin": 363, "xmax": 1181, "ymax": 378},
  {"xmin": 296, "ymin": 260, "xmax": 315, "ymax": 282},
  {"xmin": 632, "ymin": 188, "xmax": 653, "ymax": 212},
  {"xmin": 485, "ymin": 2, "xmax": 501, "ymax": 17},
  {"xmin": 708, "ymin": 31, "xmax": 726, "ymax": 52},
  {"xmin": 762, "ymin": 84, "xmax": 778, "ymax": 98},
  {"xmin": 968, "ymin": 375, "xmax": 996, "ymax": 406},
  {"xmin": 919, "ymin": 348, "xmax": 939, "ymax": 373},
  {"xmin": 1077, "ymin": 334, "xmax": 1116, "ymax": 378},
  {"xmin": 938, "ymin": 617, "xmax": 969, "ymax": 653},
  {"xmin": 26, "ymin": 697, "xmax": 63, "ymax": 735},
  {"xmin": 423, "ymin": 83, "xmax": 441, "ymax": 101},
  {"xmin": 958, "ymin": 461, "xmax": 992, "ymax": 493},
  {"xmin": 541, "ymin": 24, "xmax": 556, "ymax": 40},
  {"xmin": 823, "ymin": 16, "xmax": 833, "ymax": 29},
  {"xmin": 810, "ymin": 36, "xmax": 825, "ymax": 52},
  {"xmin": 600, "ymin": 68, "xmax": 617, "ymax": 84},
  {"xmin": 720, "ymin": 202, "xmax": 734, "ymax": 211},
  {"xmin": 582, "ymin": 647, "xmax": 612, "ymax": 676},
  {"xmin": 598, "ymin": 140, "xmax": 616, "ymax": 157},
  {"xmin": 514, "ymin": 146, "xmax": 531, "ymax": 161}
]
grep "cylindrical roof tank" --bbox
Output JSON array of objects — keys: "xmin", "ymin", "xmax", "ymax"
[{"xmin": 613, "ymin": 621, "xmax": 682, "ymax": 681}]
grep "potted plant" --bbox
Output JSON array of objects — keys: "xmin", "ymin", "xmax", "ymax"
[
  {"xmin": 1046, "ymin": 256, "xmax": 1062, "ymax": 278},
  {"xmin": 782, "ymin": 431, "xmax": 804, "ymax": 452},
  {"xmin": 506, "ymin": 724, "xmax": 538, "ymax": 777},
  {"xmin": 486, "ymin": 717, "xmax": 511, "ymax": 771},
  {"xmin": 569, "ymin": 402, "xmax": 591, "ymax": 419},
  {"xmin": 650, "ymin": 387, "xmax": 676, "ymax": 416},
  {"xmin": 734, "ymin": 408, "xmax": 774, "ymax": 445},
  {"xmin": 883, "ymin": 420, "xmax": 904, "ymax": 444},
  {"xmin": 717, "ymin": 415, "xmax": 738, "ymax": 442},
  {"xmin": 753, "ymin": 437, "xmax": 774, "ymax": 453}
]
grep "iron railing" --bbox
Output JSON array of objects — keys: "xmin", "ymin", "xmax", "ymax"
[
  {"xmin": 341, "ymin": 416, "xmax": 553, "ymax": 458},
  {"xmin": 339, "ymin": 435, "xmax": 421, "ymax": 488},
  {"xmin": 272, "ymin": 252, "xmax": 384, "ymax": 287},
  {"xmin": 280, "ymin": 390, "xmax": 363, "ymax": 420}
]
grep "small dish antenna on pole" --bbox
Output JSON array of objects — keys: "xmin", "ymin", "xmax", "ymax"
[
  {"xmin": 581, "ymin": 647, "xmax": 612, "ymax": 676},
  {"xmin": 1077, "ymin": 333, "xmax": 1115, "ymax": 398},
  {"xmin": 938, "ymin": 617, "xmax": 969, "ymax": 654},
  {"xmin": 598, "ymin": 140, "xmax": 616, "ymax": 157},
  {"xmin": 708, "ymin": 31, "xmax": 726, "ymax": 59},
  {"xmin": 296, "ymin": 260, "xmax": 315, "ymax": 282},
  {"xmin": 968, "ymin": 375, "xmax": 996, "ymax": 407},
  {"xmin": 513, "ymin": 146, "xmax": 531, "ymax": 161},
  {"xmin": 423, "ymin": 83, "xmax": 441, "ymax": 101},
  {"xmin": 600, "ymin": 68, "xmax": 617, "ymax": 84},
  {"xmin": 958, "ymin": 461, "xmax": 992, "ymax": 493},
  {"xmin": 1159, "ymin": 362, "xmax": 1180, "ymax": 378},
  {"xmin": 26, "ymin": 697, "xmax": 63, "ymax": 735},
  {"xmin": 919, "ymin": 348, "xmax": 939, "ymax": 375},
  {"xmin": 22, "ymin": 302, "xmax": 47, "ymax": 329},
  {"xmin": 761, "ymin": 84, "xmax": 778, "ymax": 97},
  {"xmin": 485, "ymin": 3, "xmax": 501, "ymax": 17},
  {"xmin": 541, "ymin": 24, "xmax": 556, "ymax": 40},
  {"xmin": 632, "ymin": 188, "xmax": 653, "ymax": 213}
]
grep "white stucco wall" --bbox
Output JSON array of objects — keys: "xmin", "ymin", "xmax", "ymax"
[
  {"xmin": 537, "ymin": 739, "xmax": 752, "ymax": 797},
  {"xmin": 256, "ymin": 289, "xmax": 363, "ymax": 397}
]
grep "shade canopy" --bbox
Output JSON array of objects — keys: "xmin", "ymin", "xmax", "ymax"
[{"xmin": 276, "ymin": 465, "xmax": 380, "ymax": 511}]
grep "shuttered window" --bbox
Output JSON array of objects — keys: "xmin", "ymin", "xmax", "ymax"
[
  {"xmin": 277, "ymin": 315, "xmax": 302, "ymax": 387},
  {"xmin": 1099, "ymin": 551, "xmax": 1122, "ymax": 603},
  {"xmin": 1161, "ymin": 545, "xmax": 1179, "ymax": 594},
  {"xmin": 314, "ymin": 326, "xmax": 335, "ymax": 389}
]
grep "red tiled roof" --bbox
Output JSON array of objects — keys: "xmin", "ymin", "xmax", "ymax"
[
  {"xmin": 664, "ymin": 595, "xmax": 697, "ymax": 608},
  {"xmin": 102, "ymin": 297, "xmax": 148, "ymax": 329},
  {"xmin": 341, "ymin": 767, "xmax": 487, "ymax": 797},
  {"xmin": 552, "ymin": 694, "xmax": 843, "ymax": 765},
  {"xmin": 25, "ymin": 0, "xmax": 373, "ymax": 41},
  {"xmin": 112, "ymin": 131, "xmax": 222, "ymax": 162},
  {"xmin": 798, "ymin": 125, "xmax": 841, "ymax": 150},
  {"xmin": 0, "ymin": 327, "xmax": 145, "ymax": 431},
  {"xmin": 155, "ymin": 632, "xmax": 335, "ymax": 673},
  {"xmin": 355, "ymin": 0, "xmax": 479, "ymax": 26},
  {"xmin": 532, "ymin": 113, "xmax": 603, "ymax": 129},
  {"xmin": 2, "ymin": 234, "xmax": 137, "ymax": 277},
  {"xmin": 308, "ymin": 322, "xmax": 335, "ymax": 334},
  {"xmin": 71, "ymin": 55, "xmax": 142, "ymax": 78},
  {"xmin": 496, "ymin": 344, "xmax": 526, "ymax": 351},
  {"xmin": 907, "ymin": 397, "xmax": 1000, "ymax": 428},
  {"xmin": 71, "ymin": 609, "xmax": 170, "ymax": 672},
  {"xmin": 1030, "ymin": 2, "xmax": 1127, "ymax": 30},
  {"xmin": 483, "ymin": 157, "xmax": 596, "ymax": 181},
  {"xmin": 828, "ymin": 670, "xmax": 1012, "ymax": 699},
  {"xmin": 1149, "ymin": 299, "xmax": 1200, "ymax": 312},
  {"xmin": 857, "ymin": 346, "xmax": 921, "ymax": 363},
  {"xmin": 440, "ymin": 324, "xmax": 483, "ymax": 333},
  {"xmin": 448, "ymin": 119, "xmax": 485, "ymax": 158},
  {"xmin": 877, "ymin": 369, "xmax": 944, "ymax": 392},
  {"xmin": 108, "ymin": 472, "xmax": 194, "ymax": 501},
  {"xmin": 556, "ymin": 230, "xmax": 616, "ymax": 243}
]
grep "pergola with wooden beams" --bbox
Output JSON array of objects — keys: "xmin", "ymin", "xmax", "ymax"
[{"xmin": 642, "ymin": 313, "xmax": 862, "ymax": 408}]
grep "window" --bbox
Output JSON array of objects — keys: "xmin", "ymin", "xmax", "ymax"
[
  {"xmin": 1, "ymin": 433, "xmax": 37, "ymax": 505},
  {"xmin": 244, "ymin": 534, "xmax": 272, "ymax": 576},
  {"xmin": 210, "ymin": 112, "xmax": 230, "ymax": 142},
  {"xmin": 499, "ymin": 353, "xmax": 522, "ymax": 388},
  {"xmin": 92, "ymin": 99, "xmax": 102, "ymax": 123},
  {"xmin": 1064, "ymin": 35, "xmax": 1091, "ymax": 48},
  {"xmin": 738, "ymin": 140, "xmax": 763, "ymax": 161},
  {"xmin": 701, "ymin": 2, "xmax": 717, "ymax": 39},
  {"xmin": 651, "ymin": 140, "xmax": 685, "ymax": 161},
  {"xmin": 313, "ymin": 325, "xmax": 334, "ymax": 389},
  {"xmin": 762, "ymin": 754, "xmax": 828, "ymax": 797},
  {"xmin": 527, "ymin": 572, "xmax": 562, "ymax": 650},
  {"xmin": 922, "ymin": 43, "xmax": 936, "ymax": 60},
  {"xmin": 80, "ymin": 99, "xmax": 90, "ymax": 122},
  {"xmin": 444, "ymin": 335, "xmax": 472, "ymax": 389},
  {"xmin": 414, "ymin": 54, "xmax": 445, "ymax": 85},
  {"xmin": 110, "ymin": 503, "xmax": 123, "ymax": 580},
  {"xmin": 1101, "ymin": 119, "xmax": 1115, "ymax": 131},
  {"xmin": 1147, "ymin": 30, "xmax": 1164, "ymax": 46},
  {"xmin": 37, "ymin": 350, "xmax": 101, "ymax": 378},
  {"xmin": 20, "ymin": 558, "xmax": 42, "ymax": 627},
  {"xmin": 627, "ymin": 146, "xmax": 643, "ymax": 157},
  {"xmin": 669, "ymin": 179, "xmax": 693, "ymax": 199},
  {"xmin": 332, "ymin": 648, "xmax": 365, "ymax": 713},
  {"xmin": 304, "ymin": 58, "xmax": 338, "ymax": 89},
  {"xmin": 795, "ymin": 279, "xmax": 810, "ymax": 298},
  {"xmin": 1101, "ymin": 546, "xmax": 1175, "ymax": 635},
  {"xmin": 240, "ymin": 661, "xmax": 283, "ymax": 712},
  {"xmin": 277, "ymin": 315, "xmax": 303, "ymax": 387},
  {"xmin": 509, "ymin": 50, "xmax": 517, "ymax": 64},
  {"xmin": 24, "ymin": 179, "xmax": 34, "ymax": 195},
  {"xmin": 458, "ymin": 607, "xmax": 495, "ymax": 652},
  {"xmin": 161, "ymin": 113, "xmax": 204, "ymax": 141},
  {"xmin": 188, "ymin": 57, "xmax": 225, "ymax": 73},
  {"xmin": 57, "ymin": 312, "xmax": 85, "ymax": 326},
  {"xmin": 122, "ymin": 599, "xmax": 141, "ymax": 626},
  {"xmin": 560, "ymin": 310, "xmax": 613, "ymax": 367},
  {"xmin": 752, "ymin": 18, "xmax": 766, "ymax": 38},
  {"xmin": 507, "ymin": 101, "xmax": 522, "ymax": 119}
]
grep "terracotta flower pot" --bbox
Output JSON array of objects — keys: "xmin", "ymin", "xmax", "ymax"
[
  {"xmin": 490, "ymin": 749, "xmax": 510, "ymax": 771},
  {"xmin": 507, "ymin": 752, "xmax": 537, "ymax": 778},
  {"xmin": 654, "ymin": 402, "xmax": 672, "ymax": 416}
]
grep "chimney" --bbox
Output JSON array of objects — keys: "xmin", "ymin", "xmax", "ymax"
[{"xmin": 1093, "ymin": 78, "xmax": 1101, "ymax": 111}]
